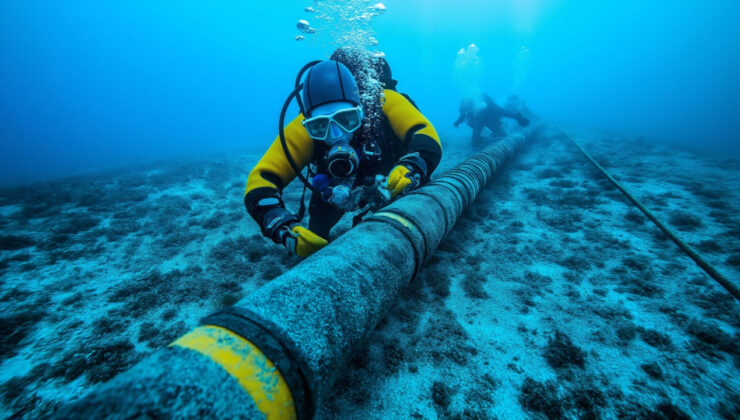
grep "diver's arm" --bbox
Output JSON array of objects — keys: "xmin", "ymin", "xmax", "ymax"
[
  {"xmin": 454, "ymin": 113, "xmax": 465, "ymax": 127},
  {"xmin": 244, "ymin": 115, "xmax": 314, "ymax": 241},
  {"xmin": 382, "ymin": 90, "xmax": 442, "ymax": 179},
  {"xmin": 500, "ymin": 107, "xmax": 530, "ymax": 127}
]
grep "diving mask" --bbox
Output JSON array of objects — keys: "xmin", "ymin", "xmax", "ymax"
[{"xmin": 302, "ymin": 106, "xmax": 363, "ymax": 143}]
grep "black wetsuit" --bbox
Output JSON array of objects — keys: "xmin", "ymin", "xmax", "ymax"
[
  {"xmin": 455, "ymin": 94, "xmax": 529, "ymax": 145},
  {"xmin": 306, "ymin": 116, "xmax": 402, "ymax": 238}
]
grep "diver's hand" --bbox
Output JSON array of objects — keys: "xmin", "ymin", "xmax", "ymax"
[
  {"xmin": 283, "ymin": 225, "xmax": 328, "ymax": 258},
  {"xmin": 385, "ymin": 152, "xmax": 428, "ymax": 199},
  {"xmin": 385, "ymin": 165, "xmax": 420, "ymax": 199},
  {"xmin": 385, "ymin": 165, "xmax": 412, "ymax": 198},
  {"xmin": 454, "ymin": 120, "xmax": 461, "ymax": 128},
  {"xmin": 261, "ymin": 207, "xmax": 327, "ymax": 257}
]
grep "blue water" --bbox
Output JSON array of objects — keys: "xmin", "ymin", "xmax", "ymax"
[{"xmin": 1, "ymin": 0, "xmax": 739, "ymax": 185}]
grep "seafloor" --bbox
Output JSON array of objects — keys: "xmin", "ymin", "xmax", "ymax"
[{"xmin": 0, "ymin": 126, "xmax": 738, "ymax": 419}]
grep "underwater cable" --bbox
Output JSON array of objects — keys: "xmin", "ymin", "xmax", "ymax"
[
  {"xmin": 50, "ymin": 130, "xmax": 535, "ymax": 419},
  {"xmin": 558, "ymin": 127, "xmax": 740, "ymax": 302}
]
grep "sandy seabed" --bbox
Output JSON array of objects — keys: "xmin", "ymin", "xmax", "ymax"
[{"xmin": 1, "ymin": 126, "xmax": 738, "ymax": 419}]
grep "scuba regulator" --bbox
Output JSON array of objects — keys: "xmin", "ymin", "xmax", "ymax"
[{"xmin": 278, "ymin": 60, "xmax": 388, "ymax": 216}]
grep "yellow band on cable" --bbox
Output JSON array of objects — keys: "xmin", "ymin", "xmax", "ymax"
[
  {"xmin": 374, "ymin": 211, "xmax": 413, "ymax": 229},
  {"xmin": 171, "ymin": 325, "xmax": 296, "ymax": 419}
]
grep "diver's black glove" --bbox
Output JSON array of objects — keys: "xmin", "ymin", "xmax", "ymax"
[
  {"xmin": 261, "ymin": 207, "xmax": 327, "ymax": 257},
  {"xmin": 261, "ymin": 207, "xmax": 298, "ymax": 244}
]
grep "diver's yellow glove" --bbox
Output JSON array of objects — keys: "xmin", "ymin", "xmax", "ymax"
[
  {"xmin": 385, "ymin": 152, "xmax": 428, "ymax": 199},
  {"xmin": 385, "ymin": 165, "xmax": 414, "ymax": 199},
  {"xmin": 261, "ymin": 206, "xmax": 327, "ymax": 258},
  {"xmin": 285, "ymin": 225, "xmax": 328, "ymax": 258}
]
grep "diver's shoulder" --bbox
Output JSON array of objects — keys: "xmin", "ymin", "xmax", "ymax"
[
  {"xmin": 382, "ymin": 88, "xmax": 404, "ymax": 101},
  {"xmin": 382, "ymin": 89, "xmax": 415, "ymax": 110}
]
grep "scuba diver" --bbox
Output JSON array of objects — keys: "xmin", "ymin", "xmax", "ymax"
[
  {"xmin": 454, "ymin": 93, "xmax": 530, "ymax": 146},
  {"xmin": 244, "ymin": 58, "xmax": 442, "ymax": 258}
]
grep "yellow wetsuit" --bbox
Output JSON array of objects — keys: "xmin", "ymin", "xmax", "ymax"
[{"xmin": 244, "ymin": 89, "xmax": 442, "ymax": 237}]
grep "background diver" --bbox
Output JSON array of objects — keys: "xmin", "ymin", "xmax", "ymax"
[
  {"xmin": 454, "ymin": 93, "xmax": 530, "ymax": 146},
  {"xmin": 244, "ymin": 58, "xmax": 442, "ymax": 258}
]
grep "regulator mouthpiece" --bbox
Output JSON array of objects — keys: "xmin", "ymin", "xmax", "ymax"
[{"xmin": 327, "ymin": 144, "xmax": 359, "ymax": 178}]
